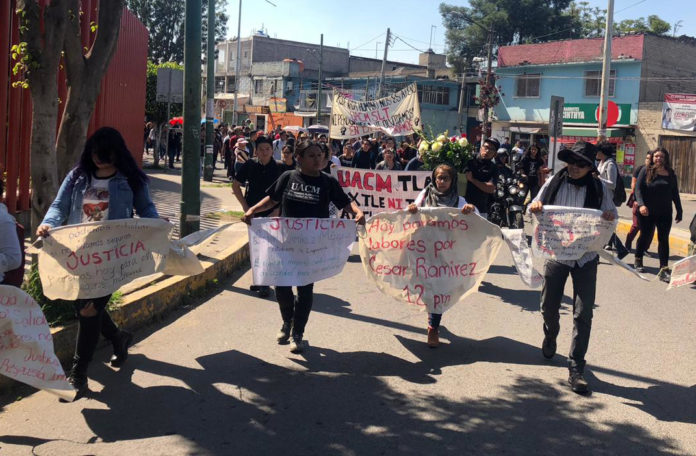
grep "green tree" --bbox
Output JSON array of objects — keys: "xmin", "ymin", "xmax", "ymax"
[
  {"xmin": 440, "ymin": 1, "xmax": 579, "ymax": 74},
  {"xmin": 569, "ymin": 1, "xmax": 605, "ymax": 38},
  {"xmin": 127, "ymin": 0, "xmax": 229, "ymax": 63},
  {"xmin": 146, "ymin": 61, "xmax": 183, "ymax": 124},
  {"xmin": 616, "ymin": 15, "xmax": 670, "ymax": 35}
]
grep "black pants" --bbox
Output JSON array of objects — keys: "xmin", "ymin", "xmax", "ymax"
[
  {"xmin": 72, "ymin": 295, "xmax": 118, "ymax": 375},
  {"xmin": 636, "ymin": 213, "xmax": 672, "ymax": 268},
  {"xmin": 275, "ymin": 284, "xmax": 314, "ymax": 338},
  {"xmin": 428, "ymin": 313, "xmax": 442, "ymax": 330},
  {"xmin": 540, "ymin": 258, "xmax": 597, "ymax": 374}
]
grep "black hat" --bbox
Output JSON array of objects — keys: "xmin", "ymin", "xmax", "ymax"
[
  {"xmin": 558, "ymin": 140, "xmax": 597, "ymax": 169},
  {"xmin": 484, "ymin": 137, "xmax": 500, "ymax": 150}
]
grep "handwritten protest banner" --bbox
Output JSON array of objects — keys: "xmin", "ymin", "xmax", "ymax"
[
  {"xmin": 359, "ymin": 208, "xmax": 503, "ymax": 314},
  {"xmin": 37, "ymin": 218, "xmax": 173, "ymax": 300},
  {"xmin": 501, "ymin": 228, "xmax": 543, "ymax": 288},
  {"xmin": 531, "ymin": 206, "xmax": 617, "ymax": 261},
  {"xmin": 667, "ymin": 255, "xmax": 696, "ymax": 290},
  {"xmin": 330, "ymin": 83, "xmax": 422, "ymax": 139},
  {"xmin": 249, "ymin": 218, "xmax": 357, "ymax": 286},
  {"xmin": 331, "ymin": 168, "xmax": 432, "ymax": 218},
  {"xmin": 0, "ymin": 286, "xmax": 73, "ymax": 400}
]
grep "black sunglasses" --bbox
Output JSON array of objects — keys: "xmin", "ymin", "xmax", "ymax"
[{"xmin": 566, "ymin": 158, "xmax": 590, "ymax": 168}]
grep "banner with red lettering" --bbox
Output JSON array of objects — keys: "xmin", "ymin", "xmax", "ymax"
[
  {"xmin": 358, "ymin": 208, "xmax": 504, "ymax": 314},
  {"xmin": 0, "ymin": 286, "xmax": 73, "ymax": 400},
  {"xmin": 37, "ymin": 218, "xmax": 173, "ymax": 300},
  {"xmin": 667, "ymin": 255, "xmax": 696, "ymax": 290},
  {"xmin": 330, "ymin": 83, "xmax": 422, "ymax": 139},
  {"xmin": 331, "ymin": 168, "xmax": 431, "ymax": 218},
  {"xmin": 249, "ymin": 218, "xmax": 357, "ymax": 286}
]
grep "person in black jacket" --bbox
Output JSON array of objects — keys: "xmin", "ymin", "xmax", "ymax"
[
  {"xmin": 634, "ymin": 147, "xmax": 683, "ymax": 281},
  {"xmin": 352, "ymin": 139, "xmax": 376, "ymax": 169}
]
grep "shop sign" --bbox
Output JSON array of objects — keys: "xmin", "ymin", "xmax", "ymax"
[{"xmin": 563, "ymin": 102, "xmax": 631, "ymax": 126}]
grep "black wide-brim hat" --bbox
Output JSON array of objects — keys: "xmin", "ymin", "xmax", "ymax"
[{"xmin": 558, "ymin": 140, "xmax": 597, "ymax": 170}]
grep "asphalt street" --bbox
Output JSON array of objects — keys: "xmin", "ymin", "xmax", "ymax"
[{"xmin": 1, "ymin": 236, "xmax": 694, "ymax": 455}]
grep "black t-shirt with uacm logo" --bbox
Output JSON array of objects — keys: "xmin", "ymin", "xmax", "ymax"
[{"xmin": 266, "ymin": 170, "xmax": 350, "ymax": 218}]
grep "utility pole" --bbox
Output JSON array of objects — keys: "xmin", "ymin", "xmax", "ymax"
[
  {"xmin": 597, "ymin": 0, "xmax": 614, "ymax": 140},
  {"xmin": 316, "ymin": 33, "xmax": 323, "ymax": 122},
  {"xmin": 377, "ymin": 28, "xmax": 391, "ymax": 98},
  {"xmin": 457, "ymin": 73, "xmax": 466, "ymax": 134},
  {"xmin": 203, "ymin": 0, "xmax": 215, "ymax": 181},
  {"xmin": 181, "ymin": 0, "xmax": 202, "ymax": 237},
  {"xmin": 481, "ymin": 25, "xmax": 494, "ymax": 143},
  {"xmin": 232, "ymin": 0, "xmax": 242, "ymax": 126}
]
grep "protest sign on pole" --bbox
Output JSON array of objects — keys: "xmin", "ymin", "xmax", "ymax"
[
  {"xmin": 330, "ymin": 83, "xmax": 422, "ymax": 139},
  {"xmin": 0, "ymin": 286, "xmax": 73, "ymax": 400},
  {"xmin": 667, "ymin": 255, "xmax": 696, "ymax": 290},
  {"xmin": 331, "ymin": 168, "xmax": 431, "ymax": 218},
  {"xmin": 249, "ymin": 218, "xmax": 356, "ymax": 286},
  {"xmin": 37, "ymin": 219, "xmax": 173, "ymax": 300},
  {"xmin": 531, "ymin": 206, "xmax": 616, "ymax": 261},
  {"xmin": 358, "ymin": 208, "xmax": 504, "ymax": 314}
]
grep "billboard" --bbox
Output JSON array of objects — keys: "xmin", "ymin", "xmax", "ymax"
[{"xmin": 662, "ymin": 93, "xmax": 696, "ymax": 132}]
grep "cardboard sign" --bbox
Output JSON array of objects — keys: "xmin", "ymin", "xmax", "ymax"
[
  {"xmin": 330, "ymin": 83, "xmax": 422, "ymax": 139},
  {"xmin": 667, "ymin": 255, "xmax": 696, "ymax": 289},
  {"xmin": 0, "ymin": 286, "xmax": 73, "ymax": 400},
  {"xmin": 358, "ymin": 208, "xmax": 504, "ymax": 314},
  {"xmin": 249, "ymin": 218, "xmax": 356, "ymax": 286},
  {"xmin": 531, "ymin": 206, "xmax": 616, "ymax": 261},
  {"xmin": 331, "ymin": 168, "xmax": 432, "ymax": 218}
]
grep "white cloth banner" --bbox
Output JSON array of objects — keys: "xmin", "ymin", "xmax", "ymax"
[
  {"xmin": 331, "ymin": 168, "xmax": 431, "ymax": 218},
  {"xmin": 35, "ymin": 218, "xmax": 210, "ymax": 300},
  {"xmin": 249, "ymin": 218, "xmax": 357, "ymax": 286},
  {"xmin": 531, "ymin": 206, "xmax": 617, "ymax": 261},
  {"xmin": 359, "ymin": 208, "xmax": 504, "ymax": 314},
  {"xmin": 0, "ymin": 286, "xmax": 73, "ymax": 400},
  {"xmin": 501, "ymin": 228, "xmax": 543, "ymax": 288},
  {"xmin": 330, "ymin": 83, "xmax": 422, "ymax": 139},
  {"xmin": 667, "ymin": 255, "xmax": 696, "ymax": 289}
]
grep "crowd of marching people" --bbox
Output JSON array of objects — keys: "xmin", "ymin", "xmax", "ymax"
[{"xmin": 5, "ymin": 121, "xmax": 695, "ymax": 401}]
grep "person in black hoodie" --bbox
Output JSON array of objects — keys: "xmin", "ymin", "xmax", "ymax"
[
  {"xmin": 352, "ymin": 139, "xmax": 376, "ymax": 169},
  {"xmin": 528, "ymin": 141, "xmax": 617, "ymax": 395},
  {"xmin": 634, "ymin": 147, "xmax": 683, "ymax": 281},
  {"xmin": 464, "ymin": 137, "xmax": 500, "ymax": 218}
]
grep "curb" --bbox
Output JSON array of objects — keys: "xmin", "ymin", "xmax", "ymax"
[
  {"xmin": 1, "ymin": 234, "xmax": 250, "ymax": 392},
  {"xmin": 616, "ymin": 219, "xmax": 691, "ymax": 258}
]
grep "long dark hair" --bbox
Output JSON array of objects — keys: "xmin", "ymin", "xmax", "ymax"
[
  {"xmin": 524, "ymin": 144, "xmax": 543, "ymax": 162},
  {"xmin": 646, "ymin": 147, "xmax": 673, "ymax": 183},
  {"xmin": 73, "ymin": 127, "xmax": 149, "ymax": 191}
]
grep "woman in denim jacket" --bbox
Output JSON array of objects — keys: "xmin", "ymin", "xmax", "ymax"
[{"xmin": 37, "ymin": 127, "xmax": 159, "ymax": 399}]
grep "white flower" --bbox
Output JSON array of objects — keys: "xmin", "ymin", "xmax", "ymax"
[
  {"xmin": 436, "ymin": 134, "xmax": 447, "ymax": 143},
  {"xmin": 431, "ymin": 141, "xmax": 443, "ymax": 152},
  {"xmin": 419, "ymin": 141, "xmax": 430, "ymax": 152},
  {"xmin": 458, "ymin": 137, "xmax": 468, "ymax": 147}
]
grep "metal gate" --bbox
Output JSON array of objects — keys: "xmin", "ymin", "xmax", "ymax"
[{"xmin": 658, "ymin": 135, "xmax": 696, "ymax": 194}]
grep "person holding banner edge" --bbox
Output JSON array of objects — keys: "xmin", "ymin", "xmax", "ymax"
[
  {"xmin": 242, "ymin": 140, "xmax": 366, "ymax": 353},
  {"xmin": 528, "ymin": 140, "xmax": 617, "ymax": 395},
  {"xmin": 36, "ymin": 127, "xmax": 159, "ymax": 399},
  {"xmin": 407, "ymin": 164, "xmax": 477, "ymax": 348}
]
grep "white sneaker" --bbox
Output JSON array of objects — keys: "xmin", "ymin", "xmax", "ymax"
[{"xmin": 289, "ymin": 337, "xmax": 304, "ymax": 353}]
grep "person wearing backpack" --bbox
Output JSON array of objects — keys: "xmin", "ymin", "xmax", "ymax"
[
  {"xmin": 36, "ymin": 127, "xmax": 159, "ymax": 399},
  {"xmin": 0, "ymin": 179, "xmax": 23, "ymax": 286},
  {"xmin": 597, "ymin": 141, "xmax": 628, "ymax": 259}
]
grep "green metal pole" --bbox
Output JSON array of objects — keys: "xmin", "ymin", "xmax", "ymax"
[
  {"xmin": 181, "ymin": 0, "xmax": 202, "ymax": 236},
  {"xmin": 203, "ymin": 0, "xmax": 215, "ymax": 181}
]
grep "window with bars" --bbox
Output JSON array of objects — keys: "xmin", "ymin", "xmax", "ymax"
[
  {"xmin": 418, "ymin": 85, "xmax": 450, "ymax": 105},
  {"xmin": 584, "ymin": 70, "xmax": 616, "ymax": 97},
  {"xmin": 254, "ymin": 79, "xmax": 264, "ymax": 94},
  {"xmin": 516, "ymin": 74, "xmax": 540, "ymax": 98}
]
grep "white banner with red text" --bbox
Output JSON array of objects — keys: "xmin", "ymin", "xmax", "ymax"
[
  {"xmin": 0, "ymin": 286, "xmax": 73, "ymax": 400},
  {"xmin": 331, "ymin": 168, "xmax": 432, "ymax": 218},
  {"xmin": 249, "ymin": 218, "xmax": 357, "ymax": 286},
  {"xmin": 667, "ymin": 255, "xmax": 696, "ymax": 289},
  {"xmin": 329, "ymin": 83, "xmax": 422, "ymax": 139}
]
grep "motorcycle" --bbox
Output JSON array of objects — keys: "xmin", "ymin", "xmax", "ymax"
[{"xmin": 488, "ymin": 155, "xmax": 528, "ymax": 229}]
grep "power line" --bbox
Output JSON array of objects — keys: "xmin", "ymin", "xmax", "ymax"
[
  {"xmin": 394, "ymin": 35, "xmax": 426, "ymax": 53},
  {"xmin": 615, "ymin": 0, "xmax": 648, "ymax": 14},
  {"xmin": 350, "ymin": 32, "xmax": 386, "ymax": 52}
]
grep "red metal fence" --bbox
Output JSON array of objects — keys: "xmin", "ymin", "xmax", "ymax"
[{"xmin": 0, "ymin": 2, "xmax": 148, "ymax": 216}]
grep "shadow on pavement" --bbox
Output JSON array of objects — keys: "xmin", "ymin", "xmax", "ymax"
[{"xmin": 6, "ymin": 349, "xmax": 675, "ymax": 455}]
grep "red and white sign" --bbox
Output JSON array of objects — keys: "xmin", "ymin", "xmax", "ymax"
[
  {"xmin": 662, "ymin": 93, "xmax": 696, "ymax": 131},
  {"xmin": 595, "ymin": 100, "xmax": 621, "ymax": 127}
]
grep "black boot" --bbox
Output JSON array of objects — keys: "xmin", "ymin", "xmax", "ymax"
[
  {"xmin": 65, "ymin": 358, "xmax": 89, "ymax": 401},
  {"xmin": 634, "ymin": 257, "xmax": 645, "ymax": 273},
  {"xmin": 110, "ymin": 330, "xmax": 133, "ymax": 368}
]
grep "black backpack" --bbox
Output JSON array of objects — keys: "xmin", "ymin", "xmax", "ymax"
[{"xmin": 611, "ymin": 160, "xmax": 626, "ymax": 207}]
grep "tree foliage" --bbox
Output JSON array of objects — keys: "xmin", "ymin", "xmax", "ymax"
[
  {"xmin": 126, "ymin": 0, "xmax": 229, "ymax": 63},
  {"xmin": 441, "ymin": 0, "xmax": 674, "ymax": 73},
  {"xmin": 146, "ymin": 60, "xmax": 183, "ymax": 124}
]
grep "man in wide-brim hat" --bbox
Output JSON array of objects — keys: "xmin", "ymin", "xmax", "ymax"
[{"xmin": 528, "ymin": 140, "xmax": 618, "ymax": 395}]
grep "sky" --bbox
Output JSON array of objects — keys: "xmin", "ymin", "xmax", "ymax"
[{"xmin": 224, "ymin": 0, "xmax": 696, "ymax": 65}]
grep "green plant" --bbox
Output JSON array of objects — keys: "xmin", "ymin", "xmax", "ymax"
[{"xmin": 418, "ymin": 130, "xmax": 474, "ymax": 172}]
